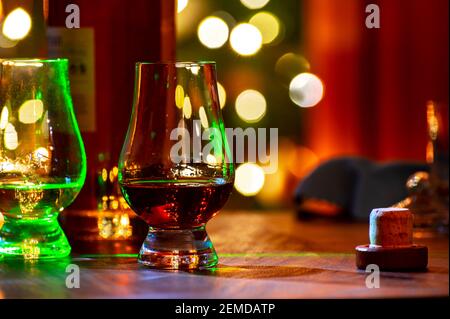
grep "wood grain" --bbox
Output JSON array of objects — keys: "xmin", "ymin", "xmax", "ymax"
[{"xmin": 0, "ymin": 211, "xmax": 448, "ymax": 298}]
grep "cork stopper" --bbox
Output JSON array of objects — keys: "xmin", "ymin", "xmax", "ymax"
[{"xmin": 369, "ymin": 208, "xmax": 413, "ymax": 248}]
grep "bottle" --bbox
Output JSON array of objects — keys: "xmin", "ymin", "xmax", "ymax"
[{"xmin": 46, "ymin": 0, "xmax": 175, "ymax": 253}]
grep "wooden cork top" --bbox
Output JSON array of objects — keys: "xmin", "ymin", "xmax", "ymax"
[
  {"xmin": 356, "ymin": 207, "xmax": 427, "ymax": 271},
  {"xmin": 369, "ymin": 208, "xmax": 413, "ymax": 248}
]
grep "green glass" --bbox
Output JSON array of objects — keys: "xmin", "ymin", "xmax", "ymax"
[{"xmin": 0, "ymin": 58, "xmax": 86, "ymax": 260}]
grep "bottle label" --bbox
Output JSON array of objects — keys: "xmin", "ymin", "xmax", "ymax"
[{"xmin": 47, "ymin": 27, "xmax": 96, "ymax": 132}]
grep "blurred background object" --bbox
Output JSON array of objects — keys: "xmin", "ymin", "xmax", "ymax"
[
  {"xmin": 395, "ymin": 102, "xmax": 449, "ymax": 237},
  {"xmin": 47, "ymin": 0, "xmax": 173, "ymax": 252},
  {"xmin": 294, "ymin": 157, "xmax": 429, "ymax": 220},
  {"xmin": 0, "ymin": 0, "xmax": 46, "ymax": 56},
  {"xmin": 175, "ymin": 0, "xmax": 448, "ymax": 214}
]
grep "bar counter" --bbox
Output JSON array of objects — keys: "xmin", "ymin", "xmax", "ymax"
[{"xmin": 0, "ymin": 211, "xmax": 448, "ymax": 298}]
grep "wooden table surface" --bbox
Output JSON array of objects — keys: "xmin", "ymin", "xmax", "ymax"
[{"xmin": 0, "ymin": 211, "xmax": 448, "ymax": 299}]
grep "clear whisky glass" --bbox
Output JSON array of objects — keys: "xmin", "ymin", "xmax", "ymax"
[
  {"xmin": 119, "ymin": 62, "xmax": 234, "ymax": 269},
  {"xmin": 0, "ymin": 58, "xmax": 86, "ymax": 260}
]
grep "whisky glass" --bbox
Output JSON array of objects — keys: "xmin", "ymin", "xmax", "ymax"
[
  {"xmin": 119, "ymin": 62, "xmax": 234, "ymax": 269},
  {"xmin": 0, "ymin": 59, "xmax": 86, "ymax": 260}
]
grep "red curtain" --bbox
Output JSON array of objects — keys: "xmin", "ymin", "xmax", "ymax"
[{"xmin": 303, "ymin": 0, "xmax": 449, "ymax": 162}]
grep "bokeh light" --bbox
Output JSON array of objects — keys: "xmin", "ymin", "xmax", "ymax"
[
  {"xmin": 176, "ymin": 0, "xmax": 203, "ymax": 41},
  {"xmin": 235, "ymin": 89, "xmax": 266, "ymax": 123},
  {"xmin": 230, "ymin": 23, "xmax": 262, "ymax": 56},
  {"xmin": 18, "ymin": 99, "xmax": 44, "ymax": 124},
  {"xmin": 235, "ymin": 163, "xmax": 265, "ymax": 196},
  {"xmin": 212, "ymin": 11, "xmax": 236, "ymax": 30},
  {"xmin": 197, "ymin": 16, "xmax": 229, "ymax": 49},
  {"xmin": 287, "ymin": 146, "xmax": 319, "ymax": 178},
  {"xmin": 183, "ymin": 96, "xmax": 192, "ymax": 119},
  {"xmin": 206, "ymin": 154, "xmax": 218, "ymax": 165},
  {"xmin": 275, "ymin": 53, "xmax": 310, "ymax": 84},
  {"xmin": 0, "ymin": 106, "xmax": 8, "ymax": 129},
  {"xmin": 102, "ymin": 168, "xmax": 108, "ymax": 182},
  {"xmin": 240, "ymin": 0, "xmax": 270, "ymax": 10},
  {"xmin": 2, "ymin": 7, "xmax": 32, "ymax": 41},
  {"xmin": 217, "ymin": 82, "xmax": 227, "ymax": 108},
  {"xmin": 177, "ymin": 0, "xmax": 188, "ymax": 13},
  {"xmin": 0, "ymin": 33, "xmax": 18, "ymax": 48},
  {"xmin": 4, "ymin": 122, "xmax": 18, "ymax": 150},
  {"xmin": 0, "ymin": 160, "xmax": 15, "ymax": 172},
  {"xmin": 189, "ymin": 65, "xmax": 200, "ymax": 75},
  {"xmin": 199, "ymin": 106, "xmax": 209, "ymax": 128},
  {"xmin": 249, "ymin": 12, "xmax": 280, "ymax": 44},
  {"xmin": 175, "ymin": 85, "xmax": 185, "ymax": 109},
  {"xmin": 289, "ymin": 73, "xmax": 324, "ymax": 108}
]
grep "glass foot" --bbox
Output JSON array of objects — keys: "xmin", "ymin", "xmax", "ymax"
[
  {"xmin": 0, "ymin": 216, "xmax": 71, "ymax": 260},
  {"xmin": 138, "ymin": 226, "xmax": 218, "ymax": 270}
]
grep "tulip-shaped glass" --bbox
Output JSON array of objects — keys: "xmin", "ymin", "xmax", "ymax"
[
  {"xmin": 0, "ymin": 59, "xmax": 86, "ymax": 260},
  {"xmin": 119, "ymin": 62, "xmax": 234, "ymax": 269}
]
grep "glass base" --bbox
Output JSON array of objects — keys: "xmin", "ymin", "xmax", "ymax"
[
  {"xmin": 0, "ymin": 216, "xmax": 71, "ymax": 260},
  {"xmin": 138, "ymin": 226, "xmax": 218, "ymax": 270}
]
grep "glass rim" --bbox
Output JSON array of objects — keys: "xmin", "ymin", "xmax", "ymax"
[
  {"xmin": 136, "ymin": 61, "xmax": 216, "ymax": 67},
  {"xmin": 0, "ymin": 58, "xmax": 68, "ymax": 65}
]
